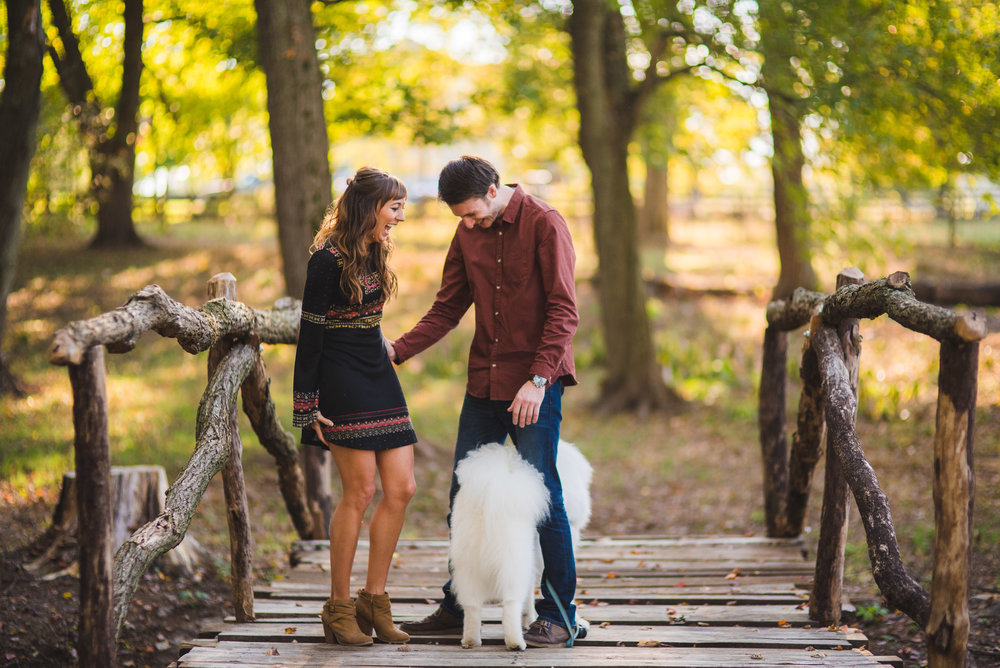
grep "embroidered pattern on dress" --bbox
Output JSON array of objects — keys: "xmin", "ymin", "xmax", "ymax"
[
  {"xmin": 292, "ymin": 390, "xmax": 320, "ymax": 427},
  {"xmin": 301, "ymin": 310, "xmax": 326, "ymax": 325},
  {"xmin": 319, "ymin": 407, "xmax": 413, "ymax": 441},
  {"xmin": 326, "ymin": 300, "xmax": 383, "ymax": 329}
]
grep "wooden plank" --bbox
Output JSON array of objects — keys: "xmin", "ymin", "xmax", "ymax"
[
  {"xmin": 294, "ymin": 546, "xmax": 810, "ymax": 564},
  {"xmin": 292, "ymin": 554, "xmax": 815, "ymax": 576},
  {"xmin": 173, "ymin": 642, "xmax": 895, "ymax": 667},
  {"xmin": 267, "ymin": 570, "xmax": 813, "ymax": 589},
  {"xmin": 210, "ymin": 621, "xmax": 869, "ymax": 648},
  {"xmin": 258, "ymin": 582, "xmax": 812, "ymax": 598},
  {"xmin": 241, "ymin": 601, "xmax": 828, "ymax": 626}
]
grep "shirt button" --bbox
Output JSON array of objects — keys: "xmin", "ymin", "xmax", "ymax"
[
  {"xmin": 492, "ymin": 363, "xmax": 496, "ymax": 367},
  {"xmin": 496, "ymin": 285, "xmax": 500, "ymax": 290},
  {"xmin": 494, "ymin": 311, "xmax": 499, "ymax": 316}
]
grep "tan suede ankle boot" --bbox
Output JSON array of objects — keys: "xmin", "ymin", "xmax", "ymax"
[
  {"xmin": 320, "ymin": 597, "xmax": 374, "ymax": 646},
  {"xmin": 356, "ymin": 589, "xmax": 410, "ymax": 643}
]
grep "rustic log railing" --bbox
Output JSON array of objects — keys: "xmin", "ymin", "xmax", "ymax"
[
  {"xmin": 758, "ymin": 268, "xmax": 986, "ymax": 668},
  {"xmin": 48, "ymin": 273, "xmax": 314, "ymax": 666}
]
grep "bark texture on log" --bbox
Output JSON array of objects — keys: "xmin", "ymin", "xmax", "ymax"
[
  {"xmin": 926, "ymin": 340, "xmax": 978, "ymax": 667},
  {"xmin": 819, "ymin": 271, "xmax": 986, "ymax": 343},
  {"xmin": 811, "ymin": 324, "xmax": 930, "ymax": 627},
  {"xmin": 765, "ymin": 287, "xmax": 826, "ymax": 331},
  {"xmin": 810, "ymin": 269, "xmax": 863, "ymax": 624},
  {"xmin": 111, "ymin": 342, "xmax": 256, "ymax": 638},
  {"xmin": 785, "ymin": 328, "xmax": 825, "ymax": 535},
  {"xmin": 49, "ymin": 284, "xmax": 299, "ymax": 366},
  {"xmin": 207, "ymin": 274, "xmax": 254, "ymax": 622},
  {"xmin": 758, "ymin": 326, "xmax": 789, "ymax": 537},
  {"xmin": 70, "ymin": 346, "xmax": 117, "ymax": 668}
]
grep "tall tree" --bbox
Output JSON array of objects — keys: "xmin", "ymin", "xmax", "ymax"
[
  {"xmin": 568, "ymin": 0, "xmax": 708, "ymax": 412},
  {"xmin": 757, "ymin": 0, "xmax": 818, "ymax": 299},
  {"xmin": 253, "ymin": 0, "xmax": 332, "ymax": 299},
  {"xmin": 46, "ymin": 0, "xmax": 146, "ymax": 248},
  {"xmin": 254, "ymin": 0, "xmax": 335, "ymax": 537},
  {"xmin": 0, "ymin": 0, "xmax": 45, "ymax": 396}
]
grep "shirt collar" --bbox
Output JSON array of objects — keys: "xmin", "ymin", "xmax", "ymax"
[{"xmin": 499, "ymin": 184, "xmax": 523, "ymax": 226}]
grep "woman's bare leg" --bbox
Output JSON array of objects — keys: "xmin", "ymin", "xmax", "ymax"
[
  {"xmin": 328, "ymin": 445, "xmax": 377, "ymax": 599},
  {"xmin": 365, "ymin": 445, "xmax": 416, "ymax": 594}
]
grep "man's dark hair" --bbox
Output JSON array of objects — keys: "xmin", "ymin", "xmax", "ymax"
[{"xmin": 438, "ymin": 155, "xmax": 501, "ymax": 205}]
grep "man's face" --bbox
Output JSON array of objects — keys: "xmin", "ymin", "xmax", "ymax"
[{"xmin": 449, "ymin": 184, "xmax": 500, "ymax": 230}]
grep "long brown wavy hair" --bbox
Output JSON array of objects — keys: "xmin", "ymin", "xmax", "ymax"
[{"xmin": 311, "ymin": 166, "xmax": 406, "ymax": 305}]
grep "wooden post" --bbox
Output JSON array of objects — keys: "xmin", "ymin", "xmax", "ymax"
[
  {"xmin": 207, "ymin": 273, "xmax": 254, "ymax": 621},
  {"xmin": 926, "ymin": 339, "xmax": 978, "ymax": 667},
  {"xmin": 810, "ymin": 268, "xmax": 863, "ymax": 624},
  {"xmin": 302, "ymin": 447, "xmax": 333, "ymax": 539},
  {"xmin": 758, "ymin": 325, "xmax": 789, "ymax": 537},
  {"xmin": 786, "ymin": 328, "xmax": 826, "ymax": 534},
  {"xmin": 70, "ymin": 345, "xmax": 117, "ymax": 667}
]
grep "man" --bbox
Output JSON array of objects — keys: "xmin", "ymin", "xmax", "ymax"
[{"xmin": 386, "ymin": 155, "xmax": 580, "ymax": 647}]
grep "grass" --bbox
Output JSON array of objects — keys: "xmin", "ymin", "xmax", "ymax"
[{"xmin": 2, "ymin": 200, "xmax": 999, "ymax": 597}]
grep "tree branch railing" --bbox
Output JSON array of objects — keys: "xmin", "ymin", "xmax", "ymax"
[
  {"xmin": 758, "ymin": 268, "xmax": 985, "ymax": 668},
  {"xmin": 48, "ymin": 273, "xmax": 315, "ymax": 666}
]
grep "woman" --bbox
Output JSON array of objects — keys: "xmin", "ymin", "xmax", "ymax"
[{"xmin": 292, "ymin": 166, "xmax": 416, "ymax": 646}]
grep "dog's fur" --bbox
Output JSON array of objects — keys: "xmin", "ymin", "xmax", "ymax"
[{"xmin": 449, "ymin": 440, "xmax": 592, "ymax": 650}]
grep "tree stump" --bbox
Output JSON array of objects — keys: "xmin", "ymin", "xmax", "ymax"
[{"xmin": 27, "ymin": 465, "xmax": 206, "ymax": 578}]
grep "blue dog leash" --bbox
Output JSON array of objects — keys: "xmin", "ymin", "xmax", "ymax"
[{"xmin": 544, "ymin": 578, "xmax": 585, "ymax": 647}]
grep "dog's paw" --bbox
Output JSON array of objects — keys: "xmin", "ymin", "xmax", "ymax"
[
  {"xmin": 505, "ymin": 637, "xmax": 527, "ymax": 651},
  {"xmin": 461, "ymin": 637, "xmax": 482, "ymax": 649}
]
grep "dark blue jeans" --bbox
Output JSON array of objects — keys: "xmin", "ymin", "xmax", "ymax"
[{"xmin": 439, "ymin": 382, "xmax": 577, "ymax": 627}]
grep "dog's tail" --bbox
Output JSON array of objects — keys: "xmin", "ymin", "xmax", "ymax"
[{"xmin": 454, "ymin": 443, "xmax": 550, "ymax": 530}]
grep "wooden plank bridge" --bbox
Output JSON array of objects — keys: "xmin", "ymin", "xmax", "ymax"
[{"xmin": 171, "ymin": 535, "xmax": 901, "ymax": 667}]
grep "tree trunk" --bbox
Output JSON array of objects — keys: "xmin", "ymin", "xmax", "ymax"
[
  {"xmin": 253, "ymin": 0, "xmax": 332, "ymax": 299},
  {"xmin": 759, "ymin": 0, "xmax": 818, "ymax": 300},
  {"xmin": 0, "ymin": 0, "xmax": 45, "ymax": 397},
  {"xmin": 26, "ymin": 466, "xmax": 207, "ymax": 579},
  {"xmin": 569, "ymin": 0, "xmax": 680, "ymax": 413},
  {"xmin": 46, "ymin": 0, "xmax": 145, "ymax": 248},
  {"xmin": 640, "ymin": 161, "xmax": 670, "ymax": 240}
]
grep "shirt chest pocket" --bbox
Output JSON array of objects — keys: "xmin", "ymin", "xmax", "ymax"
[{"xmin": 500, "ymin": 243, "xmax": 533, "ymax": 288}]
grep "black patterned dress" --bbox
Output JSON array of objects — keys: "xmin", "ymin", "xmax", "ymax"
[{"xmin": 292, "ymin": 244, "xmax": 416, "ymax": 450}]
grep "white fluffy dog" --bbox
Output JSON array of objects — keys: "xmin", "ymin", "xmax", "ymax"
[{"xmin": 449, "ymin": 440, "xmax": 592, "ymax": 650}]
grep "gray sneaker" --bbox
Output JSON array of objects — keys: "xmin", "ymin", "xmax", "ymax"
[{"xmin": 398, "ymin": 605, "xmax": 463, "ymax": 635}]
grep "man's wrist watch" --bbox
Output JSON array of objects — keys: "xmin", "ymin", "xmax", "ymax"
[{"xmin": 531, "ymin": 374, "xmax": 547, "ymax": 389}]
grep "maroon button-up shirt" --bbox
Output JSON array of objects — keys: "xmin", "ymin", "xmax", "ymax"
[{"xmin": 393, "ymin": 185, "xmax": 578, "ymax": 401}]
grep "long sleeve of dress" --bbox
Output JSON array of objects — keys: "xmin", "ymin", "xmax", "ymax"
[{"xmin": 292, "ymin": 249, "xmax": 339, "ymax": 428}]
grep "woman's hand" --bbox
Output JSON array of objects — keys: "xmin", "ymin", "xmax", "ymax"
[
  {"xmin": 383, "ymin": 334, "xmax": 397, "ymax": 362},
  {"xmin": 312, "ymin": 411, "xmax": 334, "ymax": 447}
]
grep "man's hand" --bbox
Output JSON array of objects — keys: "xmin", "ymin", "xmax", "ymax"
[
  {"xmin": 311, "ymin": 412, "xmax": 334, "ymax": 447},
  {"xmin": 508, "ymin": 381, "xmax": 545, "ymax": 428},
  {"xmin": 383, "ymin": 334, "xmax": 397, "ymax": 362}
]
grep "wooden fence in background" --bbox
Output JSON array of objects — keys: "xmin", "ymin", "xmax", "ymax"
[
  {"xmin": 48, "ymin": 273, "xmax": 315, "ymax": 667},
  {"xmin": 758, "ymin": 267, "xmax": 986, "ymax": 667}
]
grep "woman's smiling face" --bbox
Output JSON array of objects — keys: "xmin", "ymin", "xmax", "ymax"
[{"xmin": 373, "ymin": 197, "xmax": 406, "ymax": 242}]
